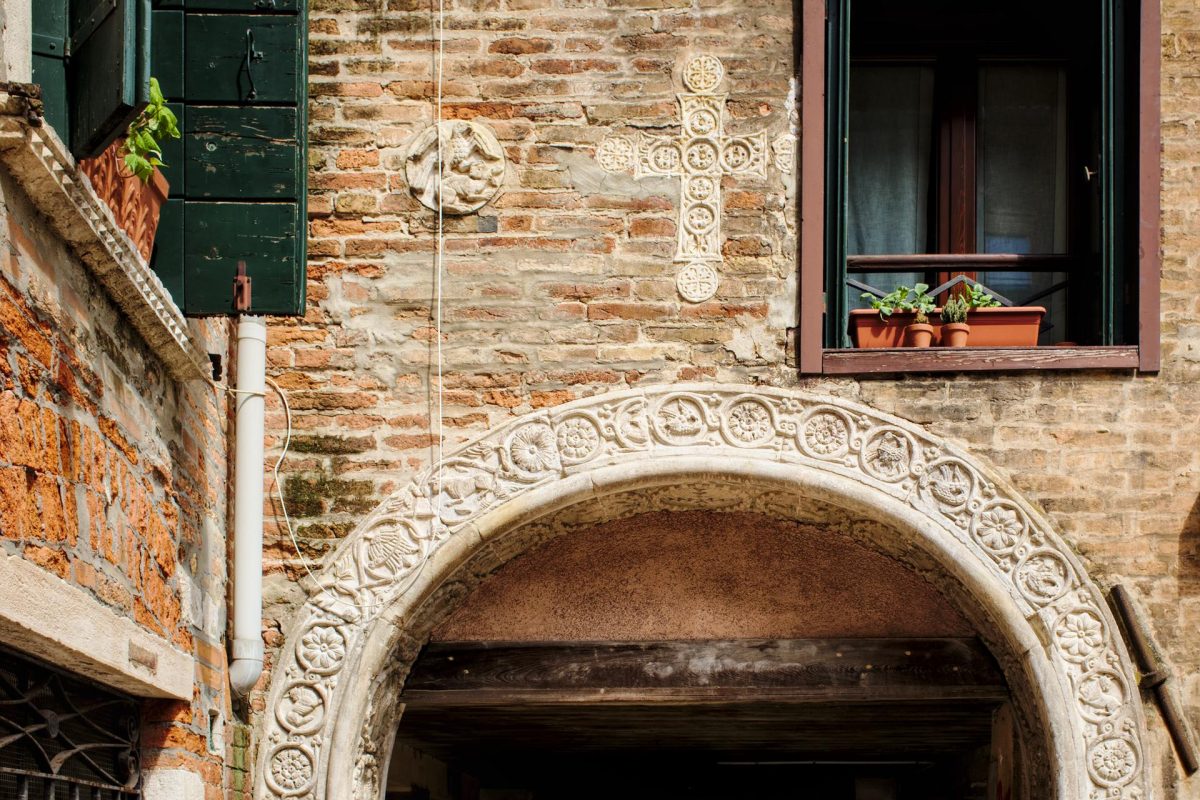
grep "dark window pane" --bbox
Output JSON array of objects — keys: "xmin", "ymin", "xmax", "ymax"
[{"xmin": 847, "ymin": 66, "xmax": 933, "ymax": 308}]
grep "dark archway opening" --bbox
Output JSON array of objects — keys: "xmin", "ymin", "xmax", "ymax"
[{"xmin": 384, "ymin": 511, "xmax": 1027, "ymax": 800}]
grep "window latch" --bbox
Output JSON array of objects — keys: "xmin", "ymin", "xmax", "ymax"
[
  {"xmin": 244, "ymin": 30, "xmax": 265, "ymax": 102},
  {"xmin": 1084, "ymin": 165, "xmax": 1098, "ymax": 182}
]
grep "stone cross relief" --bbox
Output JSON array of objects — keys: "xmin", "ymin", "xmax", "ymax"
[{"xmin": 597, "ymin": 55, "xmax": 784, "ymax": 303}]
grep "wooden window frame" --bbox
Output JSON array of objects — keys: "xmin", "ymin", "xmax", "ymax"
[{"xmin": 797, "ymin": 0, "xmax": 1161, "ymax": 375}]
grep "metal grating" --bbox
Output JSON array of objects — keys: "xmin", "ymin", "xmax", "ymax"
[{"xmin": 0, "ymin": 645, "xmax": 141, "ymax": 799}]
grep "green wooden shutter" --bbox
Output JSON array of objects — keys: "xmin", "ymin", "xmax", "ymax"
[
  {"xmin": 1100, "ymin": 0, "xmax": 1130, "ymax": 345},
  {"xmin": 31, "ymin": 1, "xmax": 70, "ymax": 138},
  {"xmin": 69, "ymin": 0, "xmax": 152, "ymax": 158},
  {"xmin": 149, "ymin": 0, "xmax": 307, "ymax": 317},
  {"xmin": 823, "ymin": 0, "xmax": 851, "ymax": 348}
]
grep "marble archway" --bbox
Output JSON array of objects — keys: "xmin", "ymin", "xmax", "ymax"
[{"xmin": 255, "ymin": 384, "xmax": 1150, "ymax": 800}]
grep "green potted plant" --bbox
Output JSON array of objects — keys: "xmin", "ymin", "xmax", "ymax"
[
  {"xmin": 78, "ymin": 78, "xmax": 180, "ymax": 262},
  {"xmin": 940, "ymin": 295, "xmax": 970, "ymax": 346},
  {"xmin": 959, "ymin": 284, "xmax": 1045, "ymax": 346},
  {"xmin": 850, "ymin": 283, "xmax": 938, "ymax": 347}
]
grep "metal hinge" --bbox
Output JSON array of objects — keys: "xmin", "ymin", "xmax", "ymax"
[
  {"xmin": 233, "ymin": 261, "xmax": 253, "ymax": 312},
  {"xmin": 31, "ymin": 33, "xmax": 68, "ymax": 59},
  {"xmin": 67, "ymin": 0, "xmax": 118, "ymax": 55}
]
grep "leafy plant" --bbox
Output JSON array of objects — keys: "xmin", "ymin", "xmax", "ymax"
[
  {"xmin": 966, "ymin": 284, "xmax": 1001, "ymax": 309},
  {"xmin": 863, "ymin": 283, "xmax": 937, "ymax": 324},
  {"xmin": 941, "ymin": 295, "xmax": 969, "ymax": 323},
  {"xmin": 121, "ymin": 78, "xmax": 180, "ymax": 183}
]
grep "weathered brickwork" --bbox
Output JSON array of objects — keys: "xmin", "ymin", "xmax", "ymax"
[
  {"xmin": 246, "ymin": 0, "xmax": 1200, "ymax": 797},
  {"xmin": 0, "ymin": 163, "xmax": 234, "ymax": 799}
]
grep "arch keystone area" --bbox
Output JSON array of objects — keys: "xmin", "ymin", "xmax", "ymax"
[{"xmin": 256, "ymin": 384, "xmax": 1150, "ymax": 800}]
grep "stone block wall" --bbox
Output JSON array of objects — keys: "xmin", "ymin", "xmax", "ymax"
[
  {"xmin": 256, "ymin": 0, "xmax": 1200, "ymax": 798},
  {"xmin": 0, "ymin": 163, "xmax": 234, "ymax": 798}
]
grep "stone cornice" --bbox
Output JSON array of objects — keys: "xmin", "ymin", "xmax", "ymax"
[{"xmin": 0, "ymin": 86, "xmax": 209, "ymax": 382}]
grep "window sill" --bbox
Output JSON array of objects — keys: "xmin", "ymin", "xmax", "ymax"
[
  {"xmin": 821, "ymin": 346, "xmax": 1140, "ymax": 375},
  {"xmin": 0, "ymin": 85, "xmax": 209, "ymax": 382}
]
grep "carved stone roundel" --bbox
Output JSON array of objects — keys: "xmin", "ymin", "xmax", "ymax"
[
  {"xmin": 257, "ymin": 384, "xmax": 1150, "ymax": 800},
  {"xmin": 682, "ymin": 54, "xmax": 725, "ymax": 93},
  {"xmin": 405, "ymin": 120, "xmax": 506, "ymax": 215},
  {"xmin": 596, "ymin": 136, "xmax": 635, "ymax": 172},
  {"xmin": 676, "ymin": 262, "xmax": 719, "ymax": 303}
]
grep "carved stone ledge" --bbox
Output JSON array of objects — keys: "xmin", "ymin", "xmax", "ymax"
[{"xmin": 0, "ymin": 88, "xmax": 209, "ymax": 382}]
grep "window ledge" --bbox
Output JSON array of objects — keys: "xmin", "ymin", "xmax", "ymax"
[
  {"xmin": 0, "ymin": 86, "xmax": 209, "ymax": 382},
  {"xmin": 821, "ymin": 346, "xmax": 1140, "ymax": 375}
]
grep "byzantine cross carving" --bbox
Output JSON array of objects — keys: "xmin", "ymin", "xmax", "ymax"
[{"xmin": 597, "ymin": 55, "xmax": 769, "ymax": 303}]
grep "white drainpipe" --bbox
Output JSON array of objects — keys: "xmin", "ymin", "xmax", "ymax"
[{"xmin": 229, "ymin": 316, "xmax": 266, "ymax": 694}]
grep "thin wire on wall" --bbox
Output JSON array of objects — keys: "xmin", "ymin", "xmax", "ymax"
[{"xmin": 234, "ymin": 0, "xmax": 450, "ymax": 611}]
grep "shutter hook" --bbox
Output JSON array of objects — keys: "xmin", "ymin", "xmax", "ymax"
[{"xmin": 244, "ymin": 29, "xmax": 264, "ymax": 101}]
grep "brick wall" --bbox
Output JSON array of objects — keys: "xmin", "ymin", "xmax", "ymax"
[
  {"xmin": 259, "ymin": 0, "xmax": 1200, "ymax": 798},
  {"xmin": 0, "ymin": 165, "xmax": 234, "ymax": 798}
]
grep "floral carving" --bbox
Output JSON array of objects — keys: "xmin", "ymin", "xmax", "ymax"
[
  {"xmin": 1088, "ymin": 738, "xmax": 1138, "ymax": 786},
  {"xmin": 1055, "ymin": 609, "xmax": 1105, "ymax": 662},
  {"xmin": 972, "ymin": 503, "xmax": 1026, "ymax": 554},
  {"xmin": 506, "ymin": 424, "xmax": 561, "ymax": 476},
  {"xmin": 555, "ymin": 417, "xmax": 602, "ymax": 464},
  {"xmin": 596, "ymin": 136, "xmax": 635, "ymax": 172},
  {"xmin": 802, "ymin": 411, "xmax": 849, "ymax": 457},
  {"xmin": 676, "ymin": 261, "xmax": 720, "ymax": 303},
  {"xmin": 267, "ymin": 746, "xmax": 315, "ymax": 796},
  {"xmin": 682, "ymin": 54, "xmax": 725, "ymax": 93},
  {"xmin": 405, "ymin": 120, "xmax": 506, "ymax": 215},
  {"xmin": 297, "ymin": 625, "xmax": 347, "ymax": 675},
  {"xmin": 723, "ymin": 399, "xmax": 773, "ymax": 446},
  {"xmin": 258, "ymin": 385, "xmax": 1147, "ymax": 800},
  {"xmin": 772, "ymin": 131, "xmax": 795, "ymax": 175}
]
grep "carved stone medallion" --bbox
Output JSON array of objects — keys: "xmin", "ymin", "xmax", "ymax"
[
  {"xmin": 405, "ymin": 120, "xmax": 506, "ymax": 215},
  {"xmin": 676, "ymin": 262, "xmax": 719, "ymax": 303}
]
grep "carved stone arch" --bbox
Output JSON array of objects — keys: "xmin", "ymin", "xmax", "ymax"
[{"xmin": 255, "ymin": 384, "xmax": 1150, "ymax": 800}]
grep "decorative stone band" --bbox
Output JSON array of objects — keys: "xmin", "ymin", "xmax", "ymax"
[
  {"xmin": 258, "ymin": 384, "xmax": 1149, "ymax": 800},
  {"xmin": 0, "ymin": 87, "xmax": 209, "ymax": 382}
]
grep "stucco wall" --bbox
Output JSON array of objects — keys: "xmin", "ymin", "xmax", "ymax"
[
  {"xmin": 435, "ymin": 510, "xmax": 972, "ymax": 641},
  {"xmin": 258, "ymin": 0, "xmax": 1200, "ymax": 798}
]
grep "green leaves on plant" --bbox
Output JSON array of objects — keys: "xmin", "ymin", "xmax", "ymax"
[
  {"xmin": 119, "ymin": 77, "xmax": 181, "ymax": 184},
  {"xmin": 863, "ymin": 283, "xmax": 937, "ymax": 322},
  {"xmin": 967, "ymin": 284, "xmax": 1001, "ymax": 308}
]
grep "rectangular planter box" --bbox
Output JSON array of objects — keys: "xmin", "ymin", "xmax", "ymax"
[{"xmin": 848, "ymin": 306, "xmax": 1046, "ymax": 348}]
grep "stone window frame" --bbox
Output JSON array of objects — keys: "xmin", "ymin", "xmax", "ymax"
[{"xmin": 795, "ymin": 0, "xmax": 1162, "ymax": 375}]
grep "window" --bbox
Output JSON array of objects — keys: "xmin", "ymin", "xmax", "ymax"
[
  {"xmin": 30, "ymin": 0, "xmax": 309, "ymax": 317},
  {"xmin": 798, "ymin": 0, "xmax": 1160, "ymax": 373}
]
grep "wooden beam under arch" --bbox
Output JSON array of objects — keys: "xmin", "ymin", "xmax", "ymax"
[{"xmin": 401, "ymin": 638, "xmax": 1008, "ymax": 707}]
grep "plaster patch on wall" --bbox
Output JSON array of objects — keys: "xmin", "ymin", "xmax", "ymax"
[{"xmin": 553, "ymin": 149, "xmax": 678, "ymax": 201}]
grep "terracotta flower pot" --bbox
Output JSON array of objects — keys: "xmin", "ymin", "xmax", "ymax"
[
  {"xmin": 78, "ymin": 137, "xmax": 170, "ymax": 262},
  {"xmin": 848, "ymin": 309, "xmax": 920, "ymax": 348},
  {"xmin": 942, "ymin": 322, "xmax": 970, "ymax": 347},
  {"xmin": 905, "ymin": 322, "xmax": 934, "ymax": 347},
  {"xmin": 961, "ymin": 306, "xmax": 1046, "ymax": 346},
  {"xmin": 848, "ymin": 306, "xmax": 1047, "ymax": 348}
]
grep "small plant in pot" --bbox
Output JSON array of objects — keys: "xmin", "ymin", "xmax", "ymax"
[
  {"xmin": 866, "ymin": 283, "xmax": 937, "ymax": 347},
  {"xmin": 941, "ymin": 295, "xmax": 970, "ymax": 346},
  {"xmin": 78, "ymin": 78, "xmax": 180, "ymax": 262}
]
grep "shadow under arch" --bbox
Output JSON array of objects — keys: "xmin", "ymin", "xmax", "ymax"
[{"xmin": 254, "ymin": 384, "xmax": 1149, "ymax": 800}]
